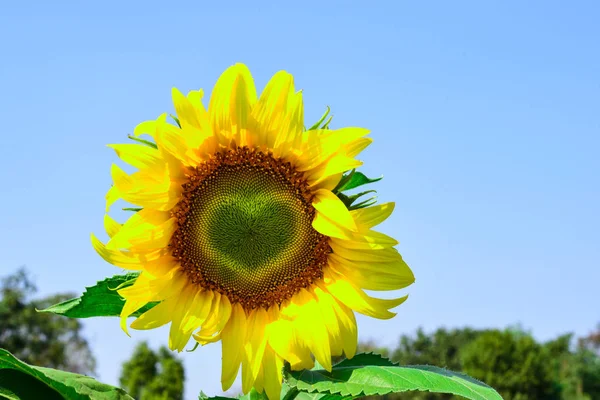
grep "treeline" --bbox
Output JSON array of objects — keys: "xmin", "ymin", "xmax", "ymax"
[{"xmin": 351, "ymin": 325, "xmax": 600, "ymax": 400}]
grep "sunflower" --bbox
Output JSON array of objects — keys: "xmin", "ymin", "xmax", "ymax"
[{"xmin": 92, "ymin": 63, "xmax": 414, "ymax": 399}]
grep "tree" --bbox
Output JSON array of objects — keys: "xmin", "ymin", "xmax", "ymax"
[
  {"xmin": 461, "ymin": 329, "xmax": 560, "ymax": 400},
  {"xmin": 392, "ymin": 327, "xmax": 481, "ymax": 371},
  {"xmin": 383, "ymin": 327, "xmax": 482, "ymax": 400},
  {"xmin": 120, "ymin": 342, "xmax": 185, "ymax": 400},
  {"xmin": 0, "ymin": 267, "xmax": 96, "ymax": 374}
]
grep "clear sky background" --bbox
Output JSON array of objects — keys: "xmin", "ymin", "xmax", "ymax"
[{"xmin": 1, "ymin": 1, "xmax": 599, "ymax": 399}]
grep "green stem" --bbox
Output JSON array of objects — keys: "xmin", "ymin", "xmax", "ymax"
[{"xmin": 281, "ymin": 387, "xmax": 299, "ymax": 400}]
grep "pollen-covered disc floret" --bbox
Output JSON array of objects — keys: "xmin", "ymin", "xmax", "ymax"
[
  {"xmin": 170, "ymin": 147, "xmax": 330, "ymax": 309},
  {"xmin": 92, "ymin": 63, "xmax": 415, "ymax": 400}
]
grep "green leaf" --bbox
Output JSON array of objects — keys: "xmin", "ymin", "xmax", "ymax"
[
  {"xmin": 38, "ymin": 274, "xmax": 157, "ymax": 318},
  {"xmin": 0, "ymin": 349, "xmax": 133, "ymax": 400},
  {"xmin": 284, "ymin": 353, "xmax": 502, "ymax": 400},
  {"xmin": 334, "ymin": 170, "xmax": 382, "ymax": 194},
  {"xmin": 127, "ymin": 134, "xmax": 158, "ymax": 149}
]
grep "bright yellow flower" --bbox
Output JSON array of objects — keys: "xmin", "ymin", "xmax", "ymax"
[{"xmin": 93, "ymin": 64, "xmax": 414, "ymax": 399}]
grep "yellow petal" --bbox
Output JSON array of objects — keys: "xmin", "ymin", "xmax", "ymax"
[
  {"xmin": 171, "ymin": 88, "xmax": 216, "ymax": 158},
  {"xmin": 242, "ymin": 308, "xmax": 269, "ymax": 393},
  {"xmin": 172, "ymin": 88, "xmax": 207, "ymax": 132},
  {"xmin": 107, "ymin": 143, "xmax": 160, "ymax": 170},
  {"xmin": 118, "ymin": 269, "xmax": 187, "ymax": 303},
  {"xmin": 328, "ymin": 253, "xmax": 415, "ymax": 291},
  {"xmin": 221, "ymin": 303, "xmax": 247, "ymax": 392},
  {"xmin": 119, "ymin": 272, "xmax": 154, "ymax": 335},
  {"xmin": 324, "ymin": 270, "xmax": 408, "ymax": 319},
  {"xmin": 105, "ymin": 186, "xmax": 119, "ymax": 212},
  {"xmin": 289, "ymin": 289, "xmax": 332, "ymax": 371},
  {"xmin": 330, "ymin": 230, "xmax": 398, "ymax": 250},
  {"xmin": 273, "ymin": 90, "xmax": 304, "ymax": 158},
  {"xmin": 296, "ymin": 127, "xmax": 370, "ymax": 171},
  {"xmin": 312, "ymin": 211, "xmax": 354, "ymax": 240},
  {"xmin": 110, "ymin": 163, "xmax": 179, "ymax": 211},
  {"xmin": 250, "ymin": 70, "xmax": 296, "ymax": 149},
  {"xmin": 326, "ymin": 290, "xmax": 358, "ymax": 359},
  {"xmin": 209, "ymin": 63, "xmax": 257, "ymax": 146},
  {"xmin": 346, "ymin": 137, "xmax": 373, "ymax": 158},
  {"xmin": 312, "ymin": 189, "xmax": 357, "ymax": 232},
  {"xmin": 169, "ymin": 284, "xmax": 201, "ymax": 352},
  {"xmin": 310, "ymin": 172, "xmax": 343, "ymax": 192},
  {"xmin": 350, "ymin": 202, "xmax": 395, "ymax": 229},
  {"xmin": 130, "ymin": 297, "xmax": 175, "ymax": 330},
  {"xmin": 103, "ymin": 214, "xmax": 122, "ymax": 238},
  {"xmin": 306, "ymin": 154, "xmax": 363, "ymax": 187},
  {"xmin": 313, "ymin": 286, "xmax": 343, "ymax": 357},
  {"xmin": 107, "ymin": 209, "xmax": 175, "ymax": 251},
  {"xmin": 184, "ymin": 289, "xmax": 215, "ymax": 334},
  {"xmin": 120, "ymin": 297, "xmax": 150, "ymax": 336},
  {"xmin": 263, "ymin": 347, "xmax": 284, "ymax": 400},
  {"xmin": 267, "ymin": 318, "xmax": 312, "ymax": 371},
  {"xmin": 91, "ymin": 233, "xmax": 144, "ymax": 269},
  {"xmin": 330, "ymin": 242, "xmax": 403, "ymax": 262},
  {"xmin": 193, "ymin": 293, "xmax": 232, "ymax": 344},
  {"xmin": 133, "ymin": 120, "xmax": 158, "ymax": 139},
  {"xmin": 141, "ymin": 255, "xmax": 180, "ymax": 278},
  {"xmin": 150, "ymin": 112, "xmax": 201, "ymax": 166}
]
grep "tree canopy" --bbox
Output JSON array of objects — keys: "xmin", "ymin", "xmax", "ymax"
[
  {"xmin": 0, "ymin": 268, "xmax": 96, "ymax": 375},
  {"xmin": 119, "ymin": 341, "xmax": 185, "ymax": 400}
]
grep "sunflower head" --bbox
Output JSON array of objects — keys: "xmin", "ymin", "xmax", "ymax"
[{"xmin": 93, "ymin": 63, "xmax": 414, "ymax": 399}]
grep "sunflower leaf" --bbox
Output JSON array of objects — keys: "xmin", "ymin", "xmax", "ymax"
[
  {"xmin": 127, "ymin": 134, "xmax": 158, "ymax": 149},
  {"xmin": 38, "ymin": 273, "xmax": 158, "ymax": 318},
  {"xmin": 0, "ymin": 349, "xmax": 134, "ymax": 400},
  {"xmin": 334, "ymin": 170, "xmax": 382, "ymax": 194},
  {"xmin": 283, "ymin": 353, "xmax": 502, "ymax": 400}
]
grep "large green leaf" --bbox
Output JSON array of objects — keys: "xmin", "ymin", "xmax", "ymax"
[
  {"xmin": 0, "ymin": 349, "xmax": 133, "ymax": 400},
  {"xmin": 38, "ymin": 274, "xmax": 157, "ymax": 318},
  {"xmin": 284, "ymin": 354, "xmax": 502, "ymax": 400}
]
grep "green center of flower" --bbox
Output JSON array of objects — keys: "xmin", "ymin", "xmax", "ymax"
[{"xmin": 171, "ymin": 147, "xmax": 330, "ymax": 309}]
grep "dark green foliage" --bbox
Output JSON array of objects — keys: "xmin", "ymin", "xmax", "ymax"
[
  {"xmin": 119, "ymin": 342, "xmax": 184, "ymax": 400},
  {"xmin": 461, "ymin": 329, "xmax": 561, "ymax": 400},
  {"xmin": 392, "ymin": 327, "xmax": 481, "ymax": 372},
  {"xmin": 357, "ymin": 326, "xmax": 600, "ymax": 400},
  {"xmin": 0, "ymin": 268, "xmax": 96, "ymax": 375}
]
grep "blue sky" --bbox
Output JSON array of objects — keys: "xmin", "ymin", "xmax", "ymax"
[{"xmin": 1, "ymin": 1, "xmax": 599, "ymax": 398}]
